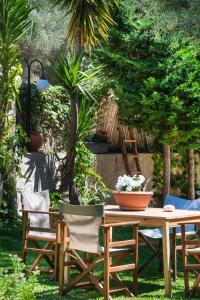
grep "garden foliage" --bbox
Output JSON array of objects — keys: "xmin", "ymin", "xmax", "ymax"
[
  {"xmin": 0, "ymin": 255, "xmax": 38, "ymax": 300},
  {"xmin": 18, "ymin": 84, "xmax": 70, "ymax": 151},
  {"xmin": 20, "ymin": 0, "xmax": 69, "ymax": 78},
  {"xmin": 0, "ymin": 0, "xmax": 31, "ymax": 218},
  {"xmin": 97, "ymin": 1, "xmax": 200, "ymax": 200},
  {"xmin": 134, "ymin": 0, "xmax": 200, "ymax": 42}
]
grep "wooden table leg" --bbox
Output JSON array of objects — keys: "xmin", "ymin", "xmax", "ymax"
[
  {"xmin": 59, "ymin": 222, "xmax": 69, "ymax": 294},
  {"xmin": 162, "ymin": 221, "xmax": 172, "ymax": 297}
]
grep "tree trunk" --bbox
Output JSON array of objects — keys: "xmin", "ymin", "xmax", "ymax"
[
  {"xmin": 60, "ymin": 29, "xmax": 83, "ymax": 205},
  {"xmin": 60, "ymin": 28, "xmax": 83, "ymax": 204},
  {"xmin": 60, "ymin": 93, "xmax": 80, "ymax": 205},
  {"xmin": 0, "ymin": 173, "xmax": 3, "ymax": 207},
  {"xmin": 188, "ymin": 149, "xmax": 195, "ymax": 200},
  {"xmin": 162, "ymin": 144, "xmax": 171, "ymax": 204}
]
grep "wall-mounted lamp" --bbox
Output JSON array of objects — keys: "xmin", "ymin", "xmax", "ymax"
[{"xmin": 24, "ymin": 59, "xmax": 49, "ymax": 151}]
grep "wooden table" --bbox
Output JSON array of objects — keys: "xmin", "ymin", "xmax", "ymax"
[{"xmin": 104, "ymin": 205, "xmax": 200, "ymax": 297}]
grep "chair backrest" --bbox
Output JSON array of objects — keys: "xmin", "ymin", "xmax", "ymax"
[
  {"xmin": 22, "ymin": 190, "xmax": 51, "ymax": 229},
  {"xmin": 59, "ymin": 201, "xmax": 104, "ymax": 254},
  {"xmin": 164, "ymin": 195, "xmax": 200, "ymax": 233}
]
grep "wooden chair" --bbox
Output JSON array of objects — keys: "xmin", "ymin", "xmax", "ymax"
[
  {"xmin": 181, "ymin": 221, "xmax": 200, "ymax": 298},
  {"xmin": 21, "ymin": 190, "xmax": 60, "ymax": 278},
  {"xmin": 139, "ymin": 195, "xmax": 200, "ymax": 280},
  {"xmin": 59, "ymin": 201, "xmax": 140, "ymax": 300}
]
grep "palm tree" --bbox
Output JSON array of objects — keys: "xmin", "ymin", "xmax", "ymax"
[
  {"xmin": 49, "ymin": 0, "xmax": 117, "ymax": 204},
  {"xmin": 0, "ymin": 0, "xmax": 31, "ymax": 209},
  {"xmin": 0, "ymin": 0, "xmax": 31, "ymax": 140}
]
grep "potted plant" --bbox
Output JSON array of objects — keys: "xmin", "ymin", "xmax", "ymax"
[
  {"xmin": 30, "ymin": 131, "xmax": 43, "ymax": 152},
  {"xmin": 85, "ymin": 130, "xmax": 109, "ymax": 154},
  {"xmin": 112, "ymin": 174, "xmax": 153, "ymax": 211}
]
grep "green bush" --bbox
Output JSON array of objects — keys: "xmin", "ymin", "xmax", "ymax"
[
  {"xmin": 49, "ymin": 190, "xmax": 64, "ymax": 207},
  {"xmin": 0, "ymin": 255, "xmax": 39, "ymax": 300},
  {"xmin": 74, "ymin": 142, "xmax": 111, "ymax": 205}
]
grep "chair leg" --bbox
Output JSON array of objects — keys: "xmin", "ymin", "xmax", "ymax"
[
  {"xmin": 133, "ymin": 225, "xmax": 138, "ymax": 295},
  {"xmin": 104, "ymin": 227, "xmax": 112, "ymax": 300},
  {"xmin": 32, "ymin": 241, "xmax": 54, "ymax": 268},
  {"xmin": 51, "ymin": 243, "xmax": 59, "ymax": 281},
  {"xmin": 111, "ymin": 273, "xmax": 133, "ymax": 297},
  {"xmin": 184, "ymin": 269, "xmax": 190, "ymax": 297},
  {"xmin": 29, "ymin": 242, "xmax": 53, "ymax": 273},
  {"xmin": 59, "ymin": 222, "xmax": 68, "ymax": 295},
  {"xmin": 139, "ymin": 253, "xmax": 158, "ymax": 274},
  {"xmin": 172, "ymin": 228, "xmax": 178, "ymax": 281},
  {"xmin": 139, "ymin": 234, "xmax": 163, "ymax": 273},
  {"xmin": 22, "ymin": 240, "xmax": 27, "ymax": 264},
  {"xmin": 158, "ymin": 239, "xmax": 163, "ymax": 273},
  {"xmin": 22, "ymin": 211, "xmax": 28, "ymax": 264},
  {"xmin": 188, "ymin": 273, "xmax": 200, "ymax": 298},
  {"xmin": 63, "ymin": 250, "xmax": 105, "ymax": 296}
]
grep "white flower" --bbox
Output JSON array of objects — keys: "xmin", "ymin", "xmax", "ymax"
[
  {"xmin": 115, "ymin": 174, "xmax": 145, "ymax": 192},
  {"xmin": 14, "ymin": 75, "xmax": 22, "ymax": 89}
]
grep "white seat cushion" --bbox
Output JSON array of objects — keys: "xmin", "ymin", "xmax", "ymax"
[
  {"xmin": 101, "ymin": 247, "xmax": 131, "ymax": 254},
  {"xmin": 139, "ymin": 194, "xmax": 200, "ymax": 239},
  {"xmin": 28, "ymin": 231, "xmax": 56, "ymax": 240},
  {"xmin": 140, "ymin": 228, "xmax": 163, "ymax": 239},
  {"xmin": 139, "ymin": 228, "xmax": 196, "ymax": 239}
]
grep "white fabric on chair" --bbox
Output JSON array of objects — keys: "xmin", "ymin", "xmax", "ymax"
[
  {"xmin": 140, "ymin": 195, "xmax": 200, "ymax": 239},
  {"xmin": 22, "ymin": 190, "xmax": 55, "ymax": 238},
  {"xmin": 59, "ymin": 201, "xmax": 104, "ymax": 254},
  {"xmin": 140, "ymin": 228, "xmax": 196, "ymax": 239}
]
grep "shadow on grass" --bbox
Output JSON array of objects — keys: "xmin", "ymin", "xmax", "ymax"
[{"xmin": 2, "ymin": 228, "xmax": 200, "ymax": 299}]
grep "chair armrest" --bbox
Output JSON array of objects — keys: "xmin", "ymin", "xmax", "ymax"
[
  {"xmin": 101, "ymin": 221, "xmax": 140, "ymax": 228},
  {"xmin": 20, "ymin": 209, "xmax": 60, "ymax": 216},
  {"xmin": 49, "ymin": 207, "xmax": 59, "ymax": 212},
  {"xmin": 178, "ymin": 221, "xmax": 200, "ymax": 226}
]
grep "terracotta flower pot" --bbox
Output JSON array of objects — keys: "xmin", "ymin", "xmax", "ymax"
[
  {"xmin": 112, "ymin": 191, "xmax": 153, "ymax": 211},
  {"xmin": 30, "ymin": 132, "xmax": 43, "ymax": 152}
]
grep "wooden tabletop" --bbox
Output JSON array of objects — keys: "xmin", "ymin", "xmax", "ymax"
[{"xmin": 104, "ymin": 205, "xmax": 200, "ymax": 221}]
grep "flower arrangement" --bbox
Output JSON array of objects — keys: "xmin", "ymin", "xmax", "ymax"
[{"xmin": 115, "ymin": 174, "xmax": 146, "ymax": 192}]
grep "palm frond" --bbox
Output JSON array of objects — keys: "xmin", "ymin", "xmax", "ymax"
[
  {"xmin": 77, "ymin": 98, "xmax": 97, "ymax": 141},
  {"xmin": 52, "ymin": 53, "xmax": 105, "ymax": 102},
  {"xmin": 0, "ymin": 0, "xmax": 32, "ymax": 43},
  {"xmin": 51, "ymin": 52, "xmax": 83, "ymax": 93},
  {"xmin": 48, "ymin": 0, "xmax": 118, "ymax": 52}
]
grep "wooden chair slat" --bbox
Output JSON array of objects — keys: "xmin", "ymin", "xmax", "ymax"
[
  {"xmin": 109, "ymin": 263, "xmax": 136, "ymax": 273},
  {"xmin": 180, "ymin": 223, "xmax": 200, "ymax": 296},
  {"xmin": 25, "ymin": 248, "xmax": 55, "ymax": 255},
  {"xmin": 109, "ymin": 239, "xmax": 135, "ymax": 247}
]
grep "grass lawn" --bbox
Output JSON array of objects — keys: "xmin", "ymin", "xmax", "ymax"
[{"xmin": 0, "ymin": 226, "xmax": 199, "ymax": 299}]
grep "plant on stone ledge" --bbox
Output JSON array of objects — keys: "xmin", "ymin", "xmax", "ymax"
[{"xmin": 74, "ymin": 142, "xmax": 111, "ymax": 206}]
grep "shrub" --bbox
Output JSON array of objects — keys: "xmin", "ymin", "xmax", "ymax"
[{"xmin": 0, "ymin": 255, "xmax": 39, "ymax": 300}]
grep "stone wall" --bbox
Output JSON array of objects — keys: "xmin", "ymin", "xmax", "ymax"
[
  {"xmin": 17, "ymin": 153, "xmax": 154, "ymax": 196},
  {"xmin": 17, "ymin": 153, "xmax": 200, "ymax": 206},
  {"xmin": 94, "ymin": 153, "xmax": 153, "ymax": 189},
  {"xmin": 16, "ymin": 152, "xmax": 59, "ymax": 211}
]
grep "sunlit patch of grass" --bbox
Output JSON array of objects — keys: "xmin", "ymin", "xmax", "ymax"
[{"xmin": 0, "ymin": 228, "xmax": 199, "ymax": 299}]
